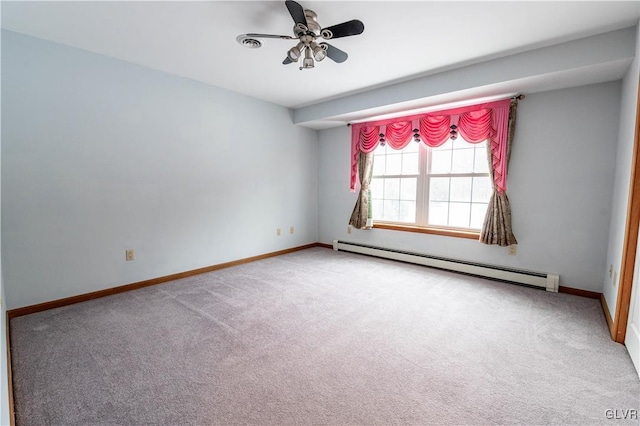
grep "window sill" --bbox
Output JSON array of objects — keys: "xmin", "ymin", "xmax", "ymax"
[{"xmin": 372, "ymin": 223, "xmax": 480, "ymax": 240}]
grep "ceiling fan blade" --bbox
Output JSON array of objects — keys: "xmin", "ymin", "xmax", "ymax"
[
  {"xmin": 283, "ymin": 57, "xmax": 294, "ymax": 65},
  {"xmin": 246, "ymin": 33, "xmax": 296, "ymax": 40},
  {"xmin": 321, "ymin": 20, "xmax": 364, "ymax": 39},
  {"xmin": 321, "ymin": 43, "xmax": 348, "ymax": 63},
  {"xmin": 285, "ymin": 0, "xmax": 308, "ymax": 28}
]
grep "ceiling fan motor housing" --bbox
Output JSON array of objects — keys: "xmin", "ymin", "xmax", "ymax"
[{"xmin": 302, "ymin": 10, "xmax": 321, "ymax": 34}]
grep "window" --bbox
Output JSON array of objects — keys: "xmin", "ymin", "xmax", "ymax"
[{"xmin": 371, "ymin": 137, "xmax": 491, "ymax": 231}]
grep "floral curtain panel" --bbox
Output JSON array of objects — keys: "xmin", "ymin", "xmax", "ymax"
[
  {"xmin": 480, "ymin": 99, "xmax": 518, "ymax": 246},
  {"xmin": 349, "ymin": 97, "xmax": 518, "ymax": 245},
  {"xmin": 349, "ymin": 151, "xmax": 374, "ymax": 229}
]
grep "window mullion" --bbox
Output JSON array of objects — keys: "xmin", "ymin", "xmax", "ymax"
[
  {"xmin": 468, "ymin": 176, "xmax": 475, "ymax": 228},
  {"xmin": 417, "ymin": 144, "xmax": 429, "ymax": 226}
]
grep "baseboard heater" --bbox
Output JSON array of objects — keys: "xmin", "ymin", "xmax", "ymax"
[{"xmin": 332, "ymin": 240, "xmax": 559, "ymax": 292}]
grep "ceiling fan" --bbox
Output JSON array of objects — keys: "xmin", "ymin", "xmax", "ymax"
[{"xmin": 236, "ymin": 0, "xmax": 365, "ymax": 70}]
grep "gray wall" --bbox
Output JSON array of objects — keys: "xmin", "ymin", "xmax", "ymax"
[
  {"xmin": 319, "ymin": 82, "xmax": 621, "ymax": 292},
  {"xmin": 603, "ymin": 25, "xmax": 640, "ymax": 318},
  {"xmin": 1, "ymin": 30, "xmax": 319, "ymax": 309}
]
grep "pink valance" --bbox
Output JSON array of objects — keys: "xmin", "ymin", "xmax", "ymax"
[{"xmin": 350, "ymin": 98, "xmax": 512, "ymax": 193}]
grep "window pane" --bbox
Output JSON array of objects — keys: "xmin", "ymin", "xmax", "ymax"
[
  {"xmin": 400, "ymin": 178, "xmax": 417, "ymax": 201},
  {"xmin": 451, "ymin": 148, "xmax": 474, "ymax": 173},
  {"xmin": 449, "ymin": 202, "xmax": 471, "ymax": 228},
  {"xmin": 435, "ymin": 139, "xmax": 453, "ymax": 150},
  {"xmin": 383, "ymin": 200, "xmax": 399, "ymax": 221},
  {"xmin": 403, "ymin": 142, "xmax": 419, "ymax": 153},
  {"xmin": 372, "ymin": 199, "xmax": 384, "ymax": 220},
  {"xmin": 399, "ymin": 201, "xmax": 416, "ymax": 223},
  {"xmin": 472, "ymin": 176, "xmax": 492, "ymax": 203},
  {"xmin": 452, "ymin": 138, "xmax": 470, "ymax": 149},
  {"xmin": 384, "ymin": 178, "xmax": 400, "ymax": 199},
  {"xmin": 429, "ymin": 177, "xmax": 450, "ymax": 202},
  {"xmin": 431, "ymin": 150, "xmax": 451, "ymax": 174},
  {"xmin": 470, "ymin": 203, "xmax": 488, "ymax": 229},
  {"xmin": 474, "ymin": 146, "xmax": 489, "ymax": 173},
  {"xmin": 402, "ymin": 152, "xmax": 419, "ymax": 174},
  {"xmin": 372, "ymin": 155, "xmax": 385, "ymax": 175},
  {"xmin": 386, "ymin": 154, "xmax": 402, "ymax": 175},
  {"xmin": 428, "ymin": 202, "xmax": 449, "ymax": 226},
  {"xmin": 371, "ymin": 178, "xmax": 384, "ymax": 199},
  {"xmin": 450, "ymin": 177, "xmax": 472, "ymax": 202}
]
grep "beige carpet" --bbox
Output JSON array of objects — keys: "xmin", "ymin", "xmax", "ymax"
[{"xmin": 10, "ymin": 247, "xmax": 640, "ymax": 425}]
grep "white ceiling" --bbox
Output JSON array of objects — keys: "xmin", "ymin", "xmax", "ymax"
[{"xmin": 2, "ymin": 1, "xmax": 640, "ymax": 117}]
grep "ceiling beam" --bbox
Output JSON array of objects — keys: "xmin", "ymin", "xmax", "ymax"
[{"xmin": 293, "ymin": 27, "xmax": 636, "ymax": 129}]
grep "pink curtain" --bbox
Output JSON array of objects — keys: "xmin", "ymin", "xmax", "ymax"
[
  {"xmin": 480, "ymin": 98, "xmax": 519, "ymax": 246},
  {"xmin": 350, "ymin": 99, "xmax": 512, "ymax": 193}
]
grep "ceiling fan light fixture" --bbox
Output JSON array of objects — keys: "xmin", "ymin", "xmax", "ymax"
[
  {"xmin": 310, "ymin": 41, "xmax": 326, "ymax": 61},
  {"xmin": 302, "ymin": 57, "xmax": 314, "ymax": 69},
  {"xmin": 287, "ymin": 41, "xmax": 305, "ymax": 61},
  {"xmin": 301, "ymin": 47, "xmax": 314, "ymax": 69}
]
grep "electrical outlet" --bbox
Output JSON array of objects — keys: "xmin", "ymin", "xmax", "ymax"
[
  {"xmin": 125, "ymin": 249, "xmax": 135, "ymax": 261},
  {"xmin": 508, "ymin": 245, "xmax": 517, "ymax": 256},
  {"xmin": 277, "ymin": 228, "xmax": 281, "ymax": 236},
  {"xmin": 290, "ymin": 226, "xmax": 294, "ymax": 234},
  {"xmin": 613, "ymin": 271, "xmax": 618, "ymax": 287},
  {"xmin": 347, "ymin": 226, "xmax": 352, "ymax": 234}
]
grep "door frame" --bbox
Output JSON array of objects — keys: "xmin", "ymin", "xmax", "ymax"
[{"xmin": 613, "ymin": 76, "xmax": 640, "ymax": 344}]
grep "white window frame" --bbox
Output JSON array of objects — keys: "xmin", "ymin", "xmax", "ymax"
[{"xmin": 371, "ymin": 138, "xmax": 490, "ymax": 236}]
